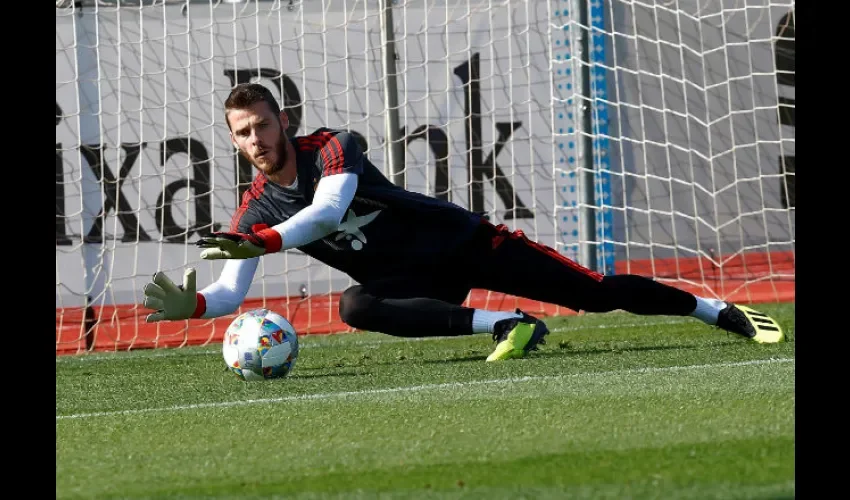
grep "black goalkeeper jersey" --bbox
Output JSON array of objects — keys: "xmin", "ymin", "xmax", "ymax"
[{"xmin": 229, "ymin": 128, "xmax": 483, "ymax": 284}]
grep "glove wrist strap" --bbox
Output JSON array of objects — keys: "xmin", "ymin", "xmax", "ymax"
[
  {"xmin": 191, "ymin": 293, "xmax": 206, "ymax": 318},
  {"xmin": 255, "ymin": 227, "xmax": 283, "ymax": 253}
]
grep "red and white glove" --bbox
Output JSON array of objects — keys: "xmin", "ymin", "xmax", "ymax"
[{"xmin": 196, "ymin": 224, "xmax": 282, "ymax": 260}]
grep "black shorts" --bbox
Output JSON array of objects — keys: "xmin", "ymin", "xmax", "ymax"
[{"xmin": 358, "ymin": 220, "xmax": 604, "ymax": 310}]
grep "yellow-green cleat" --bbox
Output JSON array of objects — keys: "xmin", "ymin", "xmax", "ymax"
[
  {"xmin": 716, "ymin": 303, "xmax": 785, "ymax": 343},
  {"xmin": 486, "ymin": 309, "xmax": 550, "ymax": 362}
]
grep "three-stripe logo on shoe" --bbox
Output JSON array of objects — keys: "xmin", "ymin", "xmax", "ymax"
[
  {"xmin": 735, "ymin": 305, "xmax": 785, "ymax": 344},
  {"xmin": 745, "ymin": 310, "xmax": 780, "ymax": 332}
]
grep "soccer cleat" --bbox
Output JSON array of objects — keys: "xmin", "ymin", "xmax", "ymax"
[
  {"xmin": 716, "ymin": 303, "xmax": 785, "ymax": 343},
  {"xmin": 486, "ymin": 309, "xmax": 550, "ymax": 362}
]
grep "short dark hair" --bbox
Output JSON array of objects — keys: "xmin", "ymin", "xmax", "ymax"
[{"xmin": 224, "ymin": 83, "xmax": 281, "ymax": 127}]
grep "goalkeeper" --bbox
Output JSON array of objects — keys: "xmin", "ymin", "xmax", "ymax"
[{"xmin": 142, "ymin": 83, "xmax": 784, "ymax": 361}]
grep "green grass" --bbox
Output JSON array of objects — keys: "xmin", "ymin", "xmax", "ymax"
[{"xmin": 56, "ymin": 303, "xmax": 795, "ymax": 499}]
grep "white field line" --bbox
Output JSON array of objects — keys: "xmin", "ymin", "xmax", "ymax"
[
  {"xmin": 56, "ymin": 357, "xmax": 793, "ymax": 421},
  {"xmin": 56, "ymin": 318, "xmax": 696, "ymax": 363}
]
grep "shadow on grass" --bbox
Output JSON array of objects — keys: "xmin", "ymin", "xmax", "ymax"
[
  {"xmin": 419, "ymin": 339, "xmax": 751, "ymax": 364},
  {"xmin": 302, "ymin": 335, "xmax": 790, "ymax": 368}
]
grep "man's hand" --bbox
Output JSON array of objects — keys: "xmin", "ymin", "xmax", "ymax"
[
  {"xmin": 143, "ymin": 268, "xmax": 199, "ymax": 322},
  {"xmin": 196, "ymin": 224, "xmax": 282, "ymax": 260}
]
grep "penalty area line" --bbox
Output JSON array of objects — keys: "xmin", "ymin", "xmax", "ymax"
[{"xmin": 56, "ymin": 357, "xmax": 793, "ymax": 421}]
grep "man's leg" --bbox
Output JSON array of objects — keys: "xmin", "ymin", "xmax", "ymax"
[
  {"xmin": 338, "ymin": 277, "xmax": 474, "ymax": 337},
  {"xmin": 337, "ymin": 273, "xmax": 540, "ymax": 348},
  {"xmin": 469, "ymin": 222, "xmax": 784, "ymax": 343}
]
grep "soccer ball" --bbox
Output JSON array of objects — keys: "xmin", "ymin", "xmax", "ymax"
[{"xmin": 221, "ymin": 308, "xmax": 299, "ymax": 381}]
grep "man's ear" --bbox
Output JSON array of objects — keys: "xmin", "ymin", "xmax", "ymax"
[
  {"xmin": 279, "ymin": 110, "xmax": 290, "ymax": 131},
  {"xmin": 229, "ymin": 132, "xmax": 238, "ymax": 150}
]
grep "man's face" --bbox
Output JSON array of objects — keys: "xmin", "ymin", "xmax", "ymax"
[{"xmin": 227, "ymin": 102, "xmax": 289, "ymax": 175}]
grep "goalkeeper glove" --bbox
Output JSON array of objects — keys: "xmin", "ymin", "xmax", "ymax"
[
  {"xmin": 196, "ymin": 224, "xmax": 282, "ymax": 260},
  {"xmin": 143, "ymin": 268, "xmax": 200, "ymax": 322}
]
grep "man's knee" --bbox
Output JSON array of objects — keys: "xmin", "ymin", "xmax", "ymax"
[{"xmin": 338, "ymin": 285, "xmax": 374, "ymax": 328}]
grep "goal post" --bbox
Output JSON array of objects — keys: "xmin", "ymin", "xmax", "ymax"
[{"xmin": 56, "ymin": 0, "xmax": 795, "ymax": 355}]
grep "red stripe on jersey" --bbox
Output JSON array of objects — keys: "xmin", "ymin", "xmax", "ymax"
[
  {"xmin": 295, "ymin": 132, "xmax": 346, "ymax": 176},
  {"xmin": 319, "ymin": 144, "xmax": 335, "ymax": 177},
  {"xmin": 230, "ymin": 174, "xmax": 268, "ymax": 232},
  {"xmin": 298, "ymin": 137, "xmax": 325, "ymax": 151},
  {"xmin": 296, "ymin": 133, "xmax": 329, "ymax": 151},
  {"xmin": 324, "ymin": 136, "xmax": 345, "ymax": 176},
  {"xmin": 489, "ymin": 222, "xmax": 604, "ymax": 282}
]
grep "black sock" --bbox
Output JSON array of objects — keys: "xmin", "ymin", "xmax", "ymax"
[{"xmin": 594, "ymin": 274, "xmax": 697, "ymax": 316}]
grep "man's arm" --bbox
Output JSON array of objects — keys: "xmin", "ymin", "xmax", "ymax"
[
  {"xmin": 142, "ymin": 258, "xmax": 259, "ymax": 322},
  {"xmin": 198, "ymin": 172, "xmax": 358, "ymax": 259},
  {"xmin": 198, "ymin": 130, "xmax": 364, "ymax": 260},
  {"xmin": 264, "ymin": 172, "xmax": 358, "ymax": 250},
  {"xmin": 195, "ymin": 257, "xmax": 259, "ymax": 318}
]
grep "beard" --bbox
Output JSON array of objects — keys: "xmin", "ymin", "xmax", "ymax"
[{"xmin": 263, "ymin": 133, "xmax": 289, "ymax": 175}]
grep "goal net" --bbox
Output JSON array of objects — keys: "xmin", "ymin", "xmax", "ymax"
[{"xmin": 56, "ymin": 0, "xmax": 795, "ymax": 354}]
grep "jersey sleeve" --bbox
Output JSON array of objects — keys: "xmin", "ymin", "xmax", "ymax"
[{"xmin": 316, "ymin": 131, "xmax": 365, "ymax": 178}]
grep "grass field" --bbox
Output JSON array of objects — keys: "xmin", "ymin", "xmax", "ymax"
[{"xmin": 56, "ymin": 303, "xmax": 795, "ymax": 499}]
